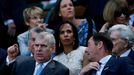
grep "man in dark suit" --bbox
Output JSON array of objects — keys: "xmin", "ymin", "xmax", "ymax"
[
  {"xmin": 108, "ymin": 24, "xmax": 134, "ymax": 60},
  {"xmin": 80, "ymin": 32, "xmax": 134, "ymax": 75},
  {"xmin": 0, "ymin": 27, "xmax": 43, "ymax": 74},
  {"xmin": 0, "ymin": 48, "xmax": 7, "ymax": 65},
  {"xmin": 0, "ymin": 32, "xmax": 69, "ymax": 75},
  {"xmin": 15, "ymin": 32, "xmax": 69, "ymax": 75}
]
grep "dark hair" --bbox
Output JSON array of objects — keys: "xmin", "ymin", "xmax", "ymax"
[
  {"xmin": 114, "ymin": 6, "xmax": 129, "ymax": 19},
  {"xmin": 47, "ymin": 0, "xmax": 74, "ymax": 31},
  {"xmin": 92, "ymin": 32, "xmax": 113, "ymax": 52},
  {"xmin": 55, "ymin": 21, "xmax": 79, "ymax": 55}
]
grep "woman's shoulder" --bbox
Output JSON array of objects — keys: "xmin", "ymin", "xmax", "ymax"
[
  {"xmin": 78, "ymin": 46, "xmax": 86, "ymax": 49},
  {"xmin": 76, "ymin": 18, "xmax": 87, "ymax": 23},
  {"xmin": 76, "ymin": 46, "xmax": 86, "ymax": 53},
  {"xmin": 17, "ymin": 30, "xmax": 29, "ymax": 39}
]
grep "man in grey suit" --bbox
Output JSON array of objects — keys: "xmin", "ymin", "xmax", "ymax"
[
  {"xmin": 0, "ymin": 31, "xmax": 69, "ymax": 75},
  {"xmin": 15, "ymin": 32, "xmax": 69, "ymax": 75}
]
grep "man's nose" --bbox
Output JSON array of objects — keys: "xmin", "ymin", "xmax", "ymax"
[{"xmin": 37, "ymin": 45, "xmax": 42, "ymax": 50}]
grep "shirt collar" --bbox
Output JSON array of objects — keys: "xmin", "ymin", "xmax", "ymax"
[
  {"xmin": 99, "ymin": 55, "xmax": 112, "ymax": 65},
  {"xmin": 35, "ymin": 59, "xmax": 51, "ymax": 68},
  {"xmin": 120, "ymin": 49, "xmax": 131, "ymax": 57}
]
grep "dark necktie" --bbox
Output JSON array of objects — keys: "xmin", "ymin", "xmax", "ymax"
[
  {"xmin": 91, "ymin": 62, "xmax": 101, "ymax": 75},
  {"xmin": 132, "ymin": 21, "xmax": 134, "ymax": 27},
  {"xmin": 91, "ymin": 69, "xmax": 97, "ymax": 75}
]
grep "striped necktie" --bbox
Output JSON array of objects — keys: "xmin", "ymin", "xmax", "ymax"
[{"xmin": 35, "ymin": 64, "xmax": 44, "ymax": 75}]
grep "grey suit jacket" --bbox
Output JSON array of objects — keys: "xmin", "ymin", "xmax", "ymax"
[{"xmin": 15, "ymin": 58, "xmax": 69, "ymax": 75}]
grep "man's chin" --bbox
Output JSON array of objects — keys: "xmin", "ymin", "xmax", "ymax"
[{"xmin": 36, "ymin": 59, "xmax": 44, "ymax": 63}]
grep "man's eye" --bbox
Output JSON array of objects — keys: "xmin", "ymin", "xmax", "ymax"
[
  {"xmin": 34, "ymin": 44, "xmax": 47, "ymax": 48},
  {"xmin": 35, "ymin": 44, "xmax": 39, "ymax": 47},
  {"xmin": 40, "ymin": 44, "xmax": 47, "ymax": 47}
]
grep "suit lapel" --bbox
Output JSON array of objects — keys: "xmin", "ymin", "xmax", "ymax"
[
  {"xmin": 128, "ymin": 49, "xmax": 134, "ymax": 60},
  {"xmin": 101, "ymin": 56, "xmax": 115, "ymax": 75},
  {"xmin": 40, "ymin": 60, "xmax": 55, "ymax": 75},
  {"xmin": 25, "ymin": 58, "xmax": 36, "ymax": 75}
]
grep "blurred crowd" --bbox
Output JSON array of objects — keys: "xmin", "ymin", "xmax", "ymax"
[{"xmin": 0, "ymin": 0, "xmax": 134, "ymax": 75}]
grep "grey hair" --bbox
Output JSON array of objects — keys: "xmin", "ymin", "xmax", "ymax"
[
  {"xmin": 28, "ymin": 27, "xmax": 44, "ymax": 40},
  {"xmin": 36, "ymin": 32, "xmax": 55, "ymax": 47},
  {"xmin": 108, "ymin": 24, "xmax": 134, "ymax": 48}
]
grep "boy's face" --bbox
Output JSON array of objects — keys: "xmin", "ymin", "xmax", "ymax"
[{"xmin": 26, "ymin": 14, "xmax": 44, "ymax": 28}]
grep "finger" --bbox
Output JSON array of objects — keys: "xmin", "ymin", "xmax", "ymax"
[
  {"xmin": 44, "ymin": 23, "xmax": 48, "ymax": 26},
  {"xmin": 8, "ymin": 45, "xmax": 17, "ymax": 53},
  {"xmin": 91, "ymin": 66, "xmax": 99, "ymax": 70},
  {"xmin": 13, "ymin": 44, "xmax": 19, "ymax": 52},
  {"xmin": 14, "ymin": 44, "xmax": 18, "ymax": 48},
  {"xmin": 40, "ymin": 24, "xmax": 46, "ymax": 29}
]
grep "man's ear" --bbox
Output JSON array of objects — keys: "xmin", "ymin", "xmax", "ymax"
[
  {"xmin": 50, "ymin": 45, "xmax": 56, "ymax": 53},
  {"xmin": 124, "ymin": 39, "xmax": 129, "ymax": 48},
  {"xmin": 97, "ymin": 41, "xmax": 103, "ymax": 49}
]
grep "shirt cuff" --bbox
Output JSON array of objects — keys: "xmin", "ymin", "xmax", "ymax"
[{"xmin": 6, "ymin": 56, "xmax": 16, "ymax": 65}]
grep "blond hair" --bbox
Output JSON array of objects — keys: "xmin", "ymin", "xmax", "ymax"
[
  {"xmin": 103, "ymin": 0, "xmax": 128, "ymax": 24},
  {"xmin": 23, "ymin": 6, "xmax": 44, "ymax": 23}
]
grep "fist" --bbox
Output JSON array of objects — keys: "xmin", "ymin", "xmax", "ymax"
[{"xmin": 7, "ymin": 44, "xmax": 19, "ymax": 60}]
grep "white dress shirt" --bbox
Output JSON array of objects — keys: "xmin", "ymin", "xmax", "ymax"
[
  {"xmin": 120, "ymin": 49, "xmax": 131, "ymax": 57},
  {"xmin": 33, "ymin": 59, "xmax": 51, "ymax": 75},
  {"xmin": 96, "ymin": 55, "xmax": 112, "ymax": 75}
]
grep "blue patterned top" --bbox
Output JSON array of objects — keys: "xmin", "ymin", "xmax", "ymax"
[{"xmin": 77, "ymin": 19, "xmax": 96, "ymax": 46}]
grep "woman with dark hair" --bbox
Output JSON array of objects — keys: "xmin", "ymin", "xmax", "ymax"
[
  {"xmin": 53, "ymin": 21, "xmax": 86, "ymax": 75},
  {"xmin": 48, "ymin": 0, "xmax": 96, "ymax": 46}
]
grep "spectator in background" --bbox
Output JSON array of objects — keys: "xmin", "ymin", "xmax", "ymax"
[
  {"xmin": 53, "ymin": 21, "xmax": 86, "ymax": 75},
  {"xmin": 17, "ymin": 6, "xmax": 54, "ymax": 56},
  {"xmin": 0, "ymin": 0, "xmax": 28, "ymax": 50},
  {"xmin": 48, "ymin": 0, "xmax": 96, "ymax": 46},
  {"xmin": 127, "ymin": 0, "xmax": 134, "ymax": 27},
  {"xmin": 100, "ymin": 0, "xmax": 129, "ymax": 32},
  {"xmin": 75, "ymin": 0, "xmax": 108, "ymax": 32},
  {"xmin": 108, "ymin": 24, "xmax": 134, "ymax": 58}
]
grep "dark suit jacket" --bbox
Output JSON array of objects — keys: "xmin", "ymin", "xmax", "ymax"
[
  {"xmin": 15, "ymin": 58, "xmax": 69, "ymax": 75},
  {"xmin": 128, "ymin": 49, "xmax": 134, "ymax": 61},
  {"xmin": 84, "ymin": 56, "xmax": 134, "ymax": 75},
  {"xmin": 0, "ymin": 56, "xmax": 31, "ymax": 75},
  {"xmin": 0, "ymin": 48, "xmax": 7, "ymax": 65},
  {"xmin": 0, "ymin": 57, "xmax": 69, "ymax": 75}
]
